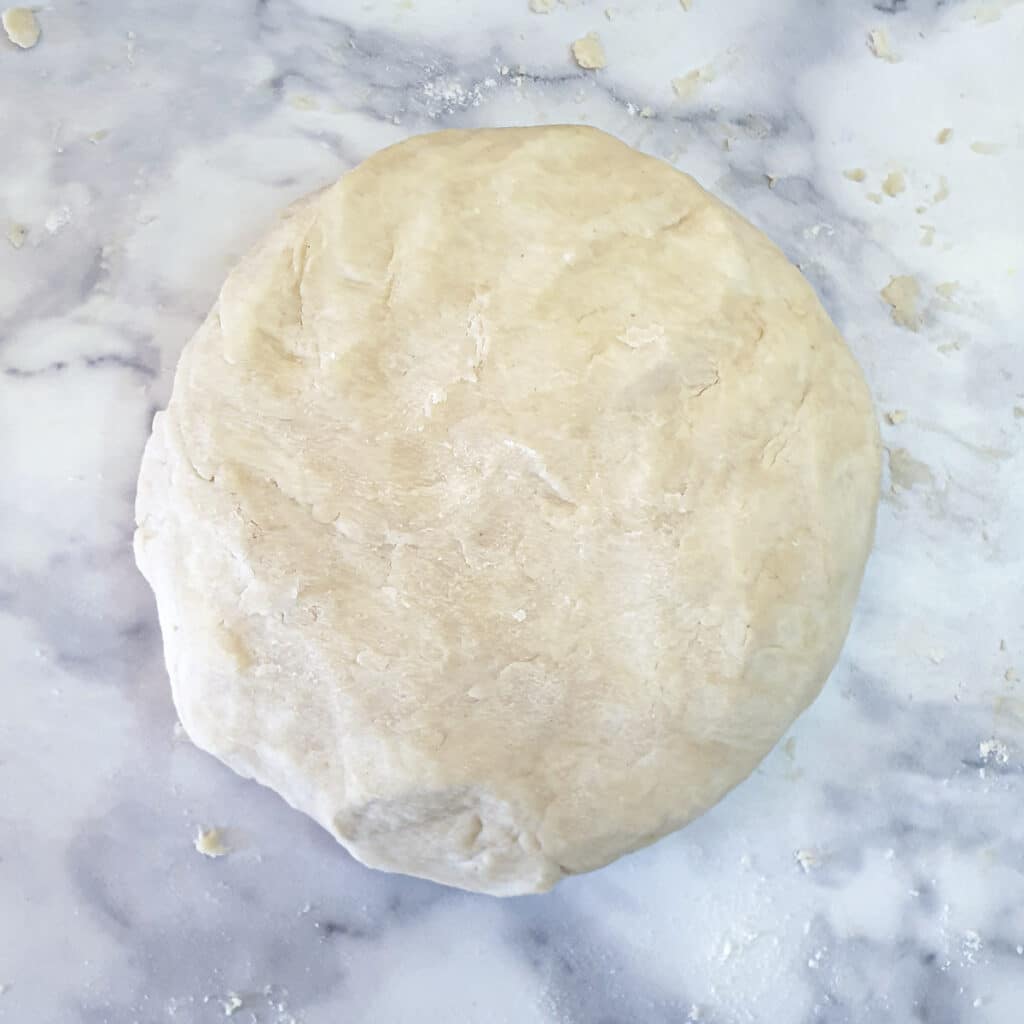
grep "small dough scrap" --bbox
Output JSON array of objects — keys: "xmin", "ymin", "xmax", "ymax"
[
  {"xmin": 886, "ymin": 410, "xmax": 907, "ymax": 425},
  {"xmin": 136, "ymin": 127, "xmax": 881, "ymax": 896},
  {"xmin": 672, "ymin": 65, "xmax": 714, "ymax": 99},
  {"xmin": 529, "ymin": 0, "xmax": 554, "ymax": 12},
  {"xmin": 843, "ymin": 168, "xmax": 867, "ymax": 183},
  {"xmin": 935, "ymin": 127, "xmax": 952, "ymax": 144},
  {"xmin": 881, "ymin": 275, "xmax": 923, "ymax": 331},
  {"xmin": 889, "ymin": 448, "xmax": 933, "ymax": 490},
  {"xmin": 194, "ymin": 826, "xmax": 230, "ymax": 858},
  {"xmin": 866, "ymin": 27, "xmax": 899, "ymax": 62},
  {"xmin": 2, "ymin": 6, "xmax": 39, "ymax": 48},
  {"xmin": 882, "ymin": 171, "xmax": 906, "ymax": 197},
  {"xmin": 970, "ymin": 141, "xmax": 1005, "ymax": 155},
  {"xmin": 6, "ymin": 223, "xmax": 27, "ymax": 249},
  {"xmin": 571, "ymin": 32, "xmax": 606, "ymax": 69}
]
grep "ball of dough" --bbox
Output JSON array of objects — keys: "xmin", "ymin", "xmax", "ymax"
[{"xmin": 135, "ymin": 126, "xmax": 880, "ymax": 895}]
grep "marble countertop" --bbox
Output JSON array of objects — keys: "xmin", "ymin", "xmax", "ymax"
[{"xmin": 2, "ymin": 1, "xmax": 1022, "ymax": 1021}]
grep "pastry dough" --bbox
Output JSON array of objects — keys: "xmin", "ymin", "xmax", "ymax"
[{"xmin": 135, "ymin": 127, "xmax": 881, "ymax": 895}]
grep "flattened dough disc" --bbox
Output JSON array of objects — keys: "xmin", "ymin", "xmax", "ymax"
[{"xmin": 135, "ymin": 127, "xmax": 881, "ymax": 895}]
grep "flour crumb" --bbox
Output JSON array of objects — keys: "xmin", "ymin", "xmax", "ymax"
[
  {"xmin": 672, "ymin": 65, "xmax": 714, "ymax": 100},
  {"xmin": 881, "ymin": 275, "xmax": 922, "ymax": 330},
  {"xmin": 604, "ymin": 6, "xmax": 616, "ymax": 19},
  {"xmin": 795, "ymin": 848, "xmax": 823, "ymax": 872},
  {"xmin": 935, "ymin": 127, "xmax": 953, "ymax": 144},
  {"xmin": 194, "ymin": 826, "xmax": 231, "ymax": 858},
  {"xmin": 867, "ymin": 27, "xmax": 899, "ymax": 62},
  {"xmin": 920, "ymin": 224, "xmax": 935, "ymax": 247},
  {"xmin": 571, "ymin": 32, "xmax": 606, "ymax": 70},
  {"xmin": 932, "ymin": 175, "xmax": 950, "ymax": 203},
  {"xmin": 866, "ymin": 191, "xmax": 883, "ymax": 204},
  {"xmin": 6, "ymin": 222, "xmax": 27, "ymax": 248},
  {"xmin": 886, "ymin": 410, "xmax": 907, "ymax": 425},
  {"xmin": 1005, "ymin": 667, "xmax": 1019, "ymax": 681},
  {"xmin": 935, "ymin": 281, "xmax": 959, "ymax": 299},
  {"xmin": 619, "ymin": 324, "xmax": 665, "ymax": 348},
  {"xmin": 679, "ymin": 0, "xmax": 693, "ymax": 8},
  {"xmin": 979, "ymin": 738, "xmax": 1009, "ymax": 765},
  {"xmin": 221, "ymin": 994, "xmax": 243, "ymax": 1016},
  {"xmin": 45, "ymin": 206, "xmax": 72, "ymax": 234},
  {"xmin": 2, "ymin": 7, "xmax": 40, "ymax": 48},
  {"xmin": 970, "ymin": 141, "xmax": 1005, "ymax": 155},
  {"xmin": 882, "ymin": 170, "xmax": 906, "ymax": 197},
  {"xmin": 529, "ymin": 0, "xmax": 555, "ymax": 12},
  {"xmin": 962, "ymin": 930, "xmax": 983, "ymax": 964},
  {"xmin": 843, "ymin": 167, "xmax": 867, "ymax": 182}
]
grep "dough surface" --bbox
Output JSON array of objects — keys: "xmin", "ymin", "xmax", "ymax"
[{"xmin": 135, "ymin": 126, "xmax": 881, "ymax": 895}]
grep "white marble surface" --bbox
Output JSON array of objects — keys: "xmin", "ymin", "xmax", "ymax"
[{"xmin": 2, "ymin": 1, "xmax": 1023, "ymax": 1020}]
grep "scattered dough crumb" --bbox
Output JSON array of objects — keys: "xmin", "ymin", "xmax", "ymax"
[
  {"xmin": 529, "ymin": 0, "xmax": 555, "ymax": 12},
  {"xmin": 920, "ymin": 224, "xmax": 935, "ymax": 247},
  {"xmin": 604, "ymin": 6, "xmax": 616, "ymax": 19},
  {"xmin": 795, "ymin": 848, "xmax": 822, "ymax": 872},
  {"xmin": 639, "ymin": 105, "xmax": 653, "ymax": 118},
  {"xmin": 87, "ymin": 129, "xmax": 109, "ymax": 144},
  {"xmin": 932, "ymin": 175, "xmax": 950, "ymax": 203},
  {"xmin": 882, "ymin": 170, "xmax": 906, "ymax": 197},
  {"xmin": 679, "ymin": 0, "xmax": 693, "ymax": 8},
  {"xmin": 979, "ymin": 738, "xmax": 1009, "ymax": 765},
  {"xmin": 866, "ymin": 192, "xmax": 883, "ymax": 204},
  {"xmin": 881, "ymin": 275, "xmax": 923, "ymax": 331},
  {"xmin": 194, "ymin": 826, "xmax": 230, "ymax": 858},
  {"xmin": 672, "ymin": 65, "xmax": 714, "ymax": 100},
  {"xmin": 765, "ymin": 174, "xmax": 778, "ymax": 189},
  {"xmin": 6, "ymin": 222, "xmax": 27, "ymax": 249},
  {"xmin": 970, "ymin": 141, "xmax": 1004, "ymax": 155},
  {"xmin": 889, "ymin": 447, "xmax": 933, "ymax": 490},
  {"xmin": 571, "ymin": 32, "xmax": 607, "ymax": 70},
  {"xmin": 886, "ymin": 410, "xmax": 907, "ymax": 425},
  {"xmin": 1006, "ymin": 667, "xmax": 1019, "ymax": 681},
  {"xmin": 843, "ymin": 168, "xmax": 867, "ymax": 182},
  {"xmin": 2, "ymin": 6, "xmax": 40, "ymax": 48},
  {"xmin": 1014, "ymin": 406, "xmax": 1024, "ymax": 419},
  {"xmin": 866, "ymin": 27, "xmax": 899, "ymax": 62},
  {"xmin": 289, "ymin": 94, "xmax": 318, "ymax": 111},
  {"xmin": 935, "ymin": 280, "xmax": 958, "ymax": 299},
  {"xmin": 935, "ymin": 127, "xmax": 953, "ymax": 144}
]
